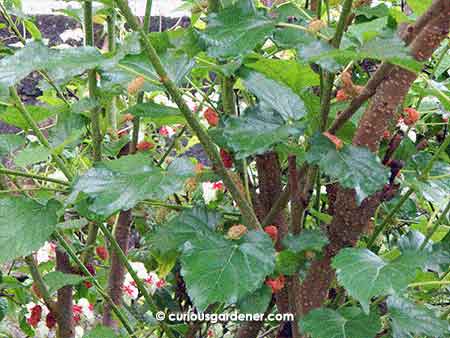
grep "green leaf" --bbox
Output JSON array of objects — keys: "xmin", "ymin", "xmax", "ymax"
[
  {"xmin": 198, "ymin": 4, "xmax": 275, "ymax": 58},
  {"xmin": 0, "ymin": 298, "xmax": 7, "ymax": 322},
  {"xmin": 282, "ymin": 230, "xmax": 329, "ymax": 253},
  {"xmin": 298, "ymin": 39, "xmax": 342, "ymax": 73},
  {"xmin": 43, "ymin": 271, "xmax": 86, "ymax": 294},
  {"xmin": 127, "ymin": 102, "xmax": 185, "ymax": 126},
  {"xmin": 406, "ymin": 0, "xmax": 432, "ymax": 16},
  {"xmin": 242, "ymin": 71, "xmax": 307, "ymax": 121},
  {"xmin": 306, "ymin": 133, "xmax": 389, "ymax": 204},
  {"xmin": 387, "ymin": 295, "xmax": 449, "ymax": 338},
  {"xmin": 68, "ymin": 154, "xmax": 194, "ymax": 217},
  {"xmin": 237, "ymin": 285, "xmax": 272, "ymax": 315},
  {"xmin": 83, "ymin": 325, "xmax": 121, "ymax": 338},
  {"xmin": 300, "ymin": 307, "xmax": 381, "ymax": 338},
  {"xmin": 219, "ymin": 106, "xmax": 304, "ymax": 159},
  {"xmin": 0, "ymin": 41, "xmax": 103, "ymax": 90},
  {"xmin": 0, "ymin": 197, "xmax": 59, "ymax": 263},
  {"xmin": 181, "ymin": 230, "xmax": 275, "ymax": 310},
  {"xmin": 404, "ymin": 152, "xmax": 450, "ymax": 211},
  {"xmin": 0, "ymin": 134, "xmax": 24, "ymax": 159},
  {"xmin": 14, "ymin": 146, "xmax": 51, "ymax": 167},
  {"xmin": 49, "ymin": 110, "xmax": 86, "ymax": 153},
  {"xmin": 332, "ymin": 248, "xmax": 428, "ymax": 313},
  {"xmin": 147, "ymin": 208, "xmax": 222, "ymax": 254},
  {"xmin": 244, "ymin": 57, "xmax": 320, "ymax": 94},
  {"xmin": 0, "ymin": 105, "xmax": 57, "ymax": 129},
  {"xmin": 275, "ymin": 250, "xmax": 304, "ymax": 276}
]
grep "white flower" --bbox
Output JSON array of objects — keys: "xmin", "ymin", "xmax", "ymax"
[
  {"xmin": 74, "ymin": 326, "xmax": 84, "ymax": 338},
  {"xmin": 35, "ymin": 321, "xmax": 50, "ymax": 338},
  {"xmin": 130, "ymin": 262, "xmax": 148, "ymax": 279},
  {"xmin": 159, "ymin": 126, "xmax": 176, "ymax": 137},
  {"xmin": 154, "ymin": 94, "xmax": 177, "ymax": 108},
  {"xmin": 407, "ymin": 130, "xmax": 417, "ymax": 143},
  {"xmin": 122, "ymin": 282, "xmax": 139, "ymax": 301},
  {"xmin": 26, "ymin": 134, "xmax": 39, "ymax": 143},
  {"xmin": 77, "ymin": 298, "xmax": 94, "ymax": 323},
  {"xmin": 36, "ymin": 242, "xmax": 57, "ymax": 264},
  {"xmin": 202, "ymin": 181, "xmax": 223, "ymax": 204},
  {"xmin": 60, "ymin": 28, "xmax": 84, "ymax": 42}
]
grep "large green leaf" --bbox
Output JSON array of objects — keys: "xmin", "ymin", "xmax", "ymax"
[
  {"xmin": 43, "ymin": 271, "xmax": 86, "ymax": 294},
  {"xmin": 387, "ymin": 296, "xmax": 449, "ymax": 338},
  {"xmin": 0, "ymin": 41, "xmax": 103, "ymax": 90},
  {"xmin": 300, "ymin": 307, "xmax": 381, "ymax": 338},
  {"xmin": 244, "ymin": 57, "xmax": 320, "ymax": 94},
  {"xmin": 68, "ymin": 154, "xmax": 194, "ymax": 217},
  {"xmin": 0, "ymin": 197, "xmax": 59, "ymax": 263},
  {"xmin": 220, "ymin": 106, "xmax": 304, "ymax": 158},
  {"xmin": 180, "ymin": 230, "xmax": 275, "ymax": 310},
  {"xmin": 84, "ymin": 326, "xmax": 121, "ymax": 338},
  {"xmin": 0, "ymin": 105, "xmax": 58, "ymax": 129},
  {"xmin": 237, "ymin": 285, "xmax": 272, "ymax": 315},
  {"xmin": 404, "ymin": 152, "xmax": 450, "ymax": 211},
  {"xmin": 242, "ymin": 71, "xmax": 307, "ymax": 121},
  {"xmin": 14, "ymin": 146, "xmax": 51, "ymax": 167},
  {"xmin": 147, "ymin": 208, "xmax": 222, "ymax": 254},
  {"xmin": 301, "ymin": 34, "xmax": 422, "ymax": 73},
  {"xmin": 127, "ymin": 102, "xmax": 185, "ymax": 126},
  {"xmin": 282, "ymin": 230, "xmax": 329, "ymax": 253},
  {"xmin": 332, "ymin": 248, "xmax": 428, "ymax": 313},
  {"xmin": 198, "ymin": 4, "xmax": 275, "ymax": 58},
  {"xmin": 305, "ymin": 133, "xmax": 389, "ymax": 204},
  {"xmin": 0, "ymin": 134, "xmax": 24, "ymax": 159},
  {"xmin": 49, "ymin": 110, "xmax": 86, "ymax": 153}
]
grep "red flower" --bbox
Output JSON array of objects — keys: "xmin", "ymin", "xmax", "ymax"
[
  {"xmin": 383, "ymin": 130, "xmax": 391, "ymax": 140},
  {"xmin": 73, "ymin": 305, "xmax": 82, "ymax": 323},
  {"xmin": 212, "ymin": 181, "xmax": 224, "ymax": 190},
  {"xmin": 220, "ymin": 149, "xmax": 233, "ymax": 168},
  {"xmin": 136, "ymin": 141, "xmax": 155, "ymax": 152},
  {"xmin": 204, "ymin": 107, "xmax": 219, "ymax": 127},
  {"xmin": 96, "ymin": 246, "xmax": 109, "ymax": 261},
  {"xmin": 264, "ymin": 225, "xmax": 278, "ymax": 241},
  {"xmin": 266, "ymin": 275, "xmax": 285, "ymax": 293},
  {"xmin": 27, "ymin": 305, "xmax": 42, "ymax": 328},
  {"xmin": 156, "ymin": 279, "xmax": 166, "ymax": 288},
  {"xmin": 323, "ymin": 131, "xmax": 344, "ymax": 150},
  {"xmin": 46, "ymin": 312, "xmax": 57, "ymax": 329},
  {"xmin": 336, "ymin": 89, "xmax": 348, "ymax": 102},
  {"xmin": 404, "ymin": 107, "xmax": 420, "ymax": 125}
]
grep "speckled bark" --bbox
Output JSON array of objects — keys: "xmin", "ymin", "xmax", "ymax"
[
  {"xmin": 256, "ymin": 152, "xmax": 290, "ymax": 317},
  {"xmin": 102, "ymin": 210, "xmax": 132, "ymax": 326},
  {"xmin": 297, "ymin": 1, "xmax": 450, "ymax": 316},
  {"xmin": 56, "ymin": 248, "xmax": 75, "ymax": 338}
]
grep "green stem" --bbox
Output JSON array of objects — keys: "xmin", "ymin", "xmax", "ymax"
[
  {"xmin": 115, "ymin": 0, "xmax": 261, "ymax": 230},
  {"xmin": 53, "ymin": 231, "xmax": 136, "ymax": 337},
  {"xmin": 98, "ymin": 223, "xmax": 176, "ymax": 338},
  {"xmin": 24, "ymin": 255, "xmax": 57, "ymax": 312},
  {"xmin": 368, "ymin": 107, "xmax": 450, "ymax": 249},
  {"xmin": 157, "ymin": 126, "xmax": 186, "ymax": 166},
  {"xmin": 330, "ymin": 0, "xmax": 353, "ymax": 48},
  {"xmin": 9, "ymin": 87, "xmax": 73, "ymax": 181},
  {"xmin": 0, "ymin": 167, "xmax": 70, "ymax": 186},
  {"xmin": 131, "ymin": 0, "xmax": 153, "ymax": 154},
  {"xmin": 84, "ymin": 0, "xmax": 102, "ymax": 162},
  {"xmin": 222, "ymin": 77, "xmax": 236, "ymax": 115},
  {"xmin": 107, "ymin": 11, "xmax": 118, "ymax": 133},
  {"xmin": 408, "ymin": 280, "xmax": 450, "ymax": 288},
  {"xmin": 367, "ymin": 188, "xmax": 414, "ymax": 248},
  {"xmin": 419, "ymin": 199, "xmax": 450, "ymax": 250}
]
